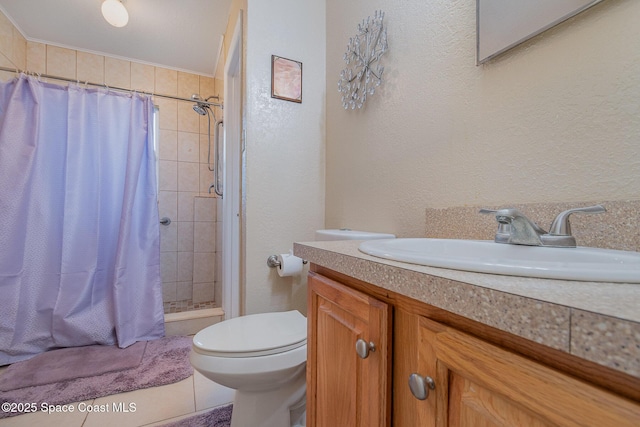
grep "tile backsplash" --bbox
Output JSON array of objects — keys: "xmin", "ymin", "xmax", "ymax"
[{"xmin": 425, "ymin": 200, "xmax": 640, "ymax": 252}]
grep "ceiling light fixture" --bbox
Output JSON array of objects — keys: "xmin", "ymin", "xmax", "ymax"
[{"xmin": 101, "ymin": 0, "xmax": 129, "ymax": 28}]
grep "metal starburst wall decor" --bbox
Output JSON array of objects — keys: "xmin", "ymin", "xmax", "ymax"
[{"xmin": 338, "ymin": 10, "xmax": 388, "ymax": 110}]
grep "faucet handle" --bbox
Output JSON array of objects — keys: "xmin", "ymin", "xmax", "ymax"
[{"xmin": 549, "ymin": 205, "xmax": 606, "ymax": 235}]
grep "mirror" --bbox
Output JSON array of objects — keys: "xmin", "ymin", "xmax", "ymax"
[{"xmin": 477, "ymin": 0, "xmax": 604, "ymax": 64}]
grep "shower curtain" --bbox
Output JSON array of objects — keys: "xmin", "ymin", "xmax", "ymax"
[{"xmin": 0, "ymin": 75, "xmax": 164, "ymax": 365}]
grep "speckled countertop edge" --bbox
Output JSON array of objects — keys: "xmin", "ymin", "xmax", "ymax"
[{"xmin": 294, "ymin": 240, "xmax": 640, "ymax": 378}]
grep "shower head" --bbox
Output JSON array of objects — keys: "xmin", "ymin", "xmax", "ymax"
[
  {"xmin": 191, "ymin": 94, "xmax": 209, "ymax": 116},
  {"xmin": 193, "ymin": 103, "xmax": 208, "ymax": 115}
]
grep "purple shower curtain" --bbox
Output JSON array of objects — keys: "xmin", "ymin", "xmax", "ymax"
[{"xmin": 0, "ymin": 76, "xmax": 164, "ymax": 365}]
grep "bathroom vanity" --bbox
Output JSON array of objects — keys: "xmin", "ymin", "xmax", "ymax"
[{"xmin": 295, "ymin": 240, "xmax": 640, "ymax": 426}]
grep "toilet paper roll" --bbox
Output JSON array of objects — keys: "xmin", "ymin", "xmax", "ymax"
[{"xmin": 276, "ymin": 253, "xmax": 304, "ymax": 277}]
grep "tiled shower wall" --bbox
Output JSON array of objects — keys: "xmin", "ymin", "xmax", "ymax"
[
  {"xmin": 155, "ymin": 81, "xmax": 223, "ymax": 310},
  {"xmin": 0, "ymin": 11, "xmax": 223, "ymax": 312}
]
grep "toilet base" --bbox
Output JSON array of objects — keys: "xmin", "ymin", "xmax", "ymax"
[{"xmin": 230, "ymin": 371, "xmax": 306, "ymax": 427}]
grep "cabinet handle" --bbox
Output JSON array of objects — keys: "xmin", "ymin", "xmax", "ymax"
[
  {"xmin": 355, "ymin": 339, "xmax": 376, "ymax": 359},
  {"xmin": 409, "ymin": 373, "xmax": 436, "ymax": 400}
]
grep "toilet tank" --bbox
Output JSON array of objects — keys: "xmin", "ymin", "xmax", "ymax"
[{"xmin": 315, "ymin": 229, "xmax": 396, "ymax": 241}]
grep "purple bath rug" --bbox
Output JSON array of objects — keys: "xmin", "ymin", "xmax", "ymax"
[
  {"xmin": 161, "ymin": 404, "xmax": 232, "ymax": 427},
  {"xmin": 0, "ymin": 340, "xmax": 146, "ymax": 391},
  {"xmin": 0, "ymin": 335, "xmax": 193, "ymax": 419}
]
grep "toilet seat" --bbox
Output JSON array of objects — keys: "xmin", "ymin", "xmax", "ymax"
[{"xmin": 193, "ymin": 310, "xmax": 307, "ymax": 357}]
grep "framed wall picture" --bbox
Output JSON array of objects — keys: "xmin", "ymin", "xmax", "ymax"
[{"xmin": 271, "ymin": 55, "xmax": 302, "ymax": 103}]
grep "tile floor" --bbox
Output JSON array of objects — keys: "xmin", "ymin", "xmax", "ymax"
[{"xmin": 0, "ymin": 368, "xmax": 234, "ymax": 427}]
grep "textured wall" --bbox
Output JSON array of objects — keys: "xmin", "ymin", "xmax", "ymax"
[
  {"xmin": 243, "ymin": 0, "xmax": 326, "ymax": 315},
  {"xmin": 325, "ymin": 0, "xmax": 640, "ymax": 238}
]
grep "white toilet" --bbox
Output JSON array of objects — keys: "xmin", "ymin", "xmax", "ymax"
[
  {"xmin": 191, "ymin": 310, "xmax": 307, "ymax": 427},
  {"xmin": 190, "ymin": 229, "xmax": 395, "ymax": 427}
]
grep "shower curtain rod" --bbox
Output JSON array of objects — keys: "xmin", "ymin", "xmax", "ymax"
[{"xmin": 0, "ymin": 66, "xmax": 223, "ymax": 109}]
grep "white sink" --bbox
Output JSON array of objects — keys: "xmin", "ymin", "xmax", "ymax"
[{"xmin": 358, "ymin": 238, "xmax": 640, "ymax": 283}]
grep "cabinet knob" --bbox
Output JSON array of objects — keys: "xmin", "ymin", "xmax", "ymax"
[
  {"xmin": 355, "ymin": 339, "xmax": 376, "ymax": 359},
  {"xmin": 409, "ymin": 373, "xmax": 436, "ymax": 400}
]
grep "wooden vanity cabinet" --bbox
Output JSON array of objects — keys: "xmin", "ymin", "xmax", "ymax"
[
  {"xmin": 396, "ymin": 310, "xmax": 640, "ymax": 427},
  {"xmin": 307, "ymin": 271, "xmax": 392, "ymax": 427},
  {"xmin": 308, "ymin": 270, "xmax": 640, "ymax": 427}
]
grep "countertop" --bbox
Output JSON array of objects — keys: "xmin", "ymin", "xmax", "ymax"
[{"xmin": 293, "ymin": 240, "xmax": 640, "ymax": 379}]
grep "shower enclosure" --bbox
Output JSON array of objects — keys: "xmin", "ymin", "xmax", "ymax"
[{"xmin": 157, "ymin": 92, "xmax": 224, "ymax": 314}]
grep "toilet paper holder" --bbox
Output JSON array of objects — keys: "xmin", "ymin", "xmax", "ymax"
[{"xmin": 267, "ymin": 255, "xmax": 308, "ymax": 268}]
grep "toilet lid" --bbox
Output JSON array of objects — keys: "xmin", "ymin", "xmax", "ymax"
[{"xmin": 193, "ymin": 310, "xmax": 307, "ymax": 357}]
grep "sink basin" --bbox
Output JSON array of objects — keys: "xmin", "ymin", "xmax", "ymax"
[{"xmin": 358, "ymin": 238, "xmax": 640, "ymax": 283}]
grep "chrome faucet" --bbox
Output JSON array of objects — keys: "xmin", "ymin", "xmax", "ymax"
[{"xmin": 479, "ymin": 205, "xmax": 606, "ymax": 247}]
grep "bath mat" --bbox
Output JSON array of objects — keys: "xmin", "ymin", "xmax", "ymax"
[
  {"xmin": 0, "ymin": 335, "xmax": 193, "ymax": 419},
  {"xmin": 0, "ymin": 341, "xmax": 146, "ymax": 391},
  {"xmin": 161, "ymin": 404, "xmax": 233, "ymax": 427}
]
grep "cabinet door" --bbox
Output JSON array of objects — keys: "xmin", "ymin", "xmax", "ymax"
[
  {"xmin": 307, "ymin": 272, "xmax": 391, "ymax": 427},
  {"xmin": 426, "ymin": 320, "xmax": 640, "ymax": 427},
  {"xmin": 394, "ymin": 310, "xmax": 445, "ymax": 427}
]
